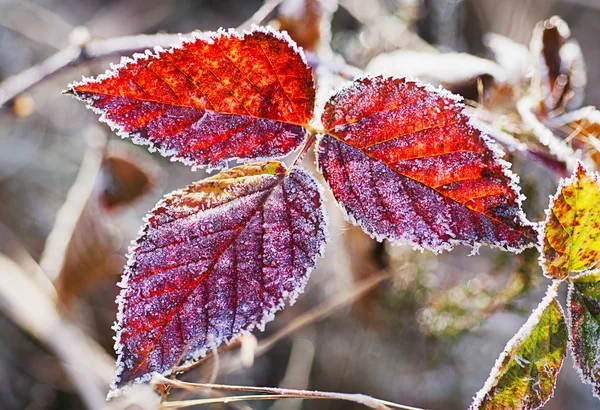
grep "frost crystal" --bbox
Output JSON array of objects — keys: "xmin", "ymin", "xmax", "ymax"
[
  {"xmin": 567, "ymin": 271, "xmax": 600, "ymax": 398},
  {"xmin": 540, "ymin": 162, "xmax": 600, "ymax": 279}
]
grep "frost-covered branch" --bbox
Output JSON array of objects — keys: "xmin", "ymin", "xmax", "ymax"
[
  {"xmin": 0, "ymin": 33, "xmax": 181, "ymax": 108},
  {"xmin": 0, "ymin": 0, "xmax": 285, "ymax": 109}
]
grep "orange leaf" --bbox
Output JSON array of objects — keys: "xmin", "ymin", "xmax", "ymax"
[{"xmin": 68, "ymin": 27, "xmax": 315, "ymax": 169}]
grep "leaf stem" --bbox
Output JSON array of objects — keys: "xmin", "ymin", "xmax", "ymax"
[{"xmin": 290, "ymin": 131, "xmax": 317, "ymax": 169}]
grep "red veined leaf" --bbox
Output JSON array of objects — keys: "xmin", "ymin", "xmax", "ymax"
[
  {"xmin": 68, "ymin": 27, "xmax": 315, "ymax": 169},
  {"xmin": 109, "ymin": 161, "xmax": 327, "ymax": 397},
  {"xmin": 316, "ymin": 76, "xmax": 537, "ymax": 253}
]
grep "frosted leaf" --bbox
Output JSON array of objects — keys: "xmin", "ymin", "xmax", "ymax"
[
  {"xmin": 567, "ymin": 270, "xmax": 600, "ymax": 398},
  {"xmin": 67, "ymin": 27, "xmax": 315, "ymax": 170},
  {"xmin": 316, "ymin": 76, "xmax": 537, "ymax": 254},
  {"xmin": 109, "ymin": 161, "xmax": 328, "ymax": 397},
  {"xmin": 470, "ymin": 283, "xmax": 567, "ymax": 410},
  {"xmin": 540, "ymin": 162, "xmax": 600, "ymax": 279}
]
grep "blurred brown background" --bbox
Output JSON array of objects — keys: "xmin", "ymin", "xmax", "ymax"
[{"xmin": 0, "ymin": 0, "xmax": 599, "ymax": 409}]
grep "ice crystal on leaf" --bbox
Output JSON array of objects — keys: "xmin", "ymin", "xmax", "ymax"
[
  {"xmin": 110, "ymin": 161, "xmax": 327, "ymax": 396},
  {"xmin": 67, "ymin": 27, "xmax": 315, "ymax": 170},
  {"xmin": 63, "ymin": 23, "xmax": 549, "ymax": 401},
  {"xmin": 316, "ymin": 76, "xmax": 537, "ymax": 253}
]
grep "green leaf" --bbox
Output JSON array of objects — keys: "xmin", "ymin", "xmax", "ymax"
[
  {"xmin": 470, "ymin": 284, "xmax": 567, "ymax": 410},
  {"xmin": 568, "ymin": 270, "xmax": 600, "ymax": 398},
  {"xmin": 541, "ymin": 163, "xmax": 600, "ymax": 280}
]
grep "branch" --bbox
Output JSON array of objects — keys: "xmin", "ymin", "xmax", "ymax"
[
  {"xmin": 256, "ymin": 270, "xmax": 392, "ymax": 356},
  {"xmin": 0, "ymin": 33, "xmax": 181, "ymax": 108},
  {"xmin": 0, "ymin": 0, "xmax": 288, "ymax": 109},
  {"xmin": 238, "ymin": 0, "xmax": 284, "ymax": 30},
  {"xmin": 153, "ymin": 374, "xmax": 427, "ymax": 410}
]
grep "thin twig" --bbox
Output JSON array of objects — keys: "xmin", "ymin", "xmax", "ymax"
[
  {"xmin": 238, "ymin": 0, "xmax": 284, "ymax": 30},
  {"xmin": 0, "ymin": 33, "xmax": 181, "ymax": 108},
  {"xmin": 256, "ymin": 270, "xmax": 392, "ymax": 355},
  {"xmin": 174, "ymin": 270, "xmax": 392, "ymax": 376},
  {"xmin": 154, "ymin": 374, "xmax": 426, "ymax": 410},
  {"xmin": 0, "ymin": 0, "xmax": 284, "ymax": 109},
  {"xmin": 207, "ymin": 338, "xmax": 220, "ymax": 384},
  {"xmin": 291, "ymin": 132, "xmax": 317, "ymax": 168}
]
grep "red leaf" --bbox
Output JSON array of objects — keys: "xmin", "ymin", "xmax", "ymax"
[
  {"xmin": 110, "ymin": 161, "xmax": 327, "ymax": 396},
  {"xmin": 68, "ymin": 27, "xmax": 315, "ymax": 169},
  {"xmin": 316, "ymin": 76, "xmax": 536, "ymax": 253}
]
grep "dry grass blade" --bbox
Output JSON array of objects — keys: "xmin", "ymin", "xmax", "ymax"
[
  {"xmin": 0, "ymin": 254, "xmax": 159, "ymax": 410},
  {"xmin": 256, "ymin": 269, "xmax": 393, "ymax": 355},
  {"xmin": 0, "ymin": 254, "xmax": 112, "ymax": 409}
]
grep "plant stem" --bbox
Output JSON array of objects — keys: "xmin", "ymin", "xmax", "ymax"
[
  {"xmin": 154, "ymin": 374, "xmax": 427, "ymax": 410},
  {"xmin": 290, "ymin": 132, "xmax": 317, "ymax": 169}
]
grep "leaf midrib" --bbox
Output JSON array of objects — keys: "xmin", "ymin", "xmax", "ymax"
[
  {"xmin": 322, "ymin": 128, "xmax": 535, "ymax": 240},
  {"xmin": 73, "ymin": 90, "xmax": 311, "ymax": 129}
]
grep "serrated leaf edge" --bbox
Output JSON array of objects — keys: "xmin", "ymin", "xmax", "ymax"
[
  {"xmin": 566, "ymin": 275, "xmax": 600, "ymax": 399},
  {"xmin": 539, "ymin": 161, "xmax": 600, "ymax": 279}
]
